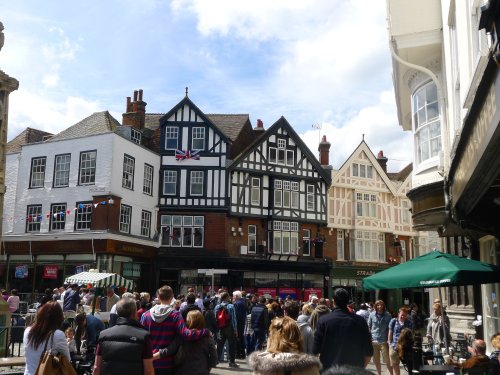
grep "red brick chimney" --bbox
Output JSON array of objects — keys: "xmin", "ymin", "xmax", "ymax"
[
  {"xmin": 318, "ymin": 135, "xmax": 331, "ymax": 166},
  {"xmin": 377, "ymin": 150, "xmax": 388, "ymax": 173},
  {"xmin": 254, "ymin": 119, "xmax": 266, "ymax": 135},
  {"xmin": 122, "ymin": 89, "xmax": 147, "ymax": 130}
]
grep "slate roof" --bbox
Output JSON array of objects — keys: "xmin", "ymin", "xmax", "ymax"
[
  {"xmin": 6, "ymin": 127, "xmax": 53, "ymax": 153},
  {"xmin": 47, "ymin": 111, "xmax": 120, "ymax": 142},
  {"xmin": 206, "ymin": 114, "xmax": 250, "ymax": 142},
  {"xmin": 144, "ymin": 113, "xmax": 250, "ymax": 142}
]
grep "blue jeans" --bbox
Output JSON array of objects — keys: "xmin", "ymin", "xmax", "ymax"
[{"xmin": 253, "ymin": 331, "xmax": 266, "ymax": 351}]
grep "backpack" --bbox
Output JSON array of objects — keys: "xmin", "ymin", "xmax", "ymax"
[{"xmin": 216, "ymin": 305, "xmax": 230, "ymax": 329}]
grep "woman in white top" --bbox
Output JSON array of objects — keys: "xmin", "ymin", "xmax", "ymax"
[{"xmin": 23, "ymin": 301, "xmax": 70, "ymax": 375}]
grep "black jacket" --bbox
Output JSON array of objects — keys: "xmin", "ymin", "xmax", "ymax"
[
  {"xmin": 98, "ymin": 317, "xmax": 151, "ymax": 375},
  {"xmin": 313, "ymin": 307, "xmax": 373, "ymax": 370},
  {"xmin": 250, "ymin": 303, "xmax": 269, "ymax": 332}
]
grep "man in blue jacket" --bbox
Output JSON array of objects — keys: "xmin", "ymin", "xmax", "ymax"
[
  {"xmin": 214, "ymin": 292, "xmax": 239, "ymax": 368},
  {"xmin": 250, "ymin": 295, "xmax": 269, "ymax": 351}
]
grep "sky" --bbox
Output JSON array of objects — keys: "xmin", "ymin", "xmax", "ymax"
[{"xmin": 0, "ymin": 0, "xmax": 413, "ymax": 171}]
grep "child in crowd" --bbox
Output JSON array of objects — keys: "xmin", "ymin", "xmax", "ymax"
[{"xmin": 65, "ymin": 326, "xmax": 77, "ymax": 362}]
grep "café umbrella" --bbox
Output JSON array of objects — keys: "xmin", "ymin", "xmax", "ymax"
[
  {"xmin": 362, "ymin": 250, "xmax": 500, "ymax": 290},
  {"xmin": 362, "ymin": 250, "xmax": 500, "ymax": 354}
]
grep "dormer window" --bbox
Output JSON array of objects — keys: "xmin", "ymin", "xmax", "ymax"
[
  {"xmin": 352, "ymin": 163, "xmax": 373, "ymax": 178},
  {"xmin": 268, "ymin": 138, "xmax": 295, "ymax": 166},
  {"xmin": 131, "ymin": 128, "xmax": 142, "ymax": 145}
]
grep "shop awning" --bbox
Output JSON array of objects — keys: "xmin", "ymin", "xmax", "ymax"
[{"xmin": 65, "ymin": 271, "xmax": 134, "ymax": 290}]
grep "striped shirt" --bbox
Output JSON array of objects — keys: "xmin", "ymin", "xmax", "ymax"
[{"xmin": 140, "ymin": 307, "xmax": 208, "ymax": 369}]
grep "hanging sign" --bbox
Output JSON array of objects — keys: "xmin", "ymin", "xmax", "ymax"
[
  {"xmin": 15, "ymin": 265, "xmax": 28, "ymax": 279},
  {"xmin": 43, "ymin": 265, "xmax": 58, "ymax": 279}
]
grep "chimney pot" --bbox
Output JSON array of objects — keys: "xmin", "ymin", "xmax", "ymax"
[
  {"xmin": 318, "ymin": 135, "xmax": 331, "ymax": 166},
  {"xmin": 257, "ymin": 119, "xmax": 263, "ymax": 128},
  {"xmin": 133, "ymin": 90, "xmax": 138, "ymax": 101},
  {"xmin": 376, "ymin": 150, "xmax": 388, "ymax": 173},
  {"xmin": 138, "ymin": 89, "xmax": 143, "ymax": 101},
  {"xmin": 126, "ymin": 97, "xmax": 131, "ymax": 112}
]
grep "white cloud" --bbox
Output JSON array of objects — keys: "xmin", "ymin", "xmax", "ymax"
[
  {"xmin": 300, "ymin": 90, "xmax": 413, "ymax": 172},
  {"xmin": 7, "ymin": 89, "xmax": 101, "ymax": 139}
]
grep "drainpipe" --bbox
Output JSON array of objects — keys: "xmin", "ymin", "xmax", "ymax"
[{"xmin": 386, "ymin": 4, "xmax": 450, "ymax": 173}]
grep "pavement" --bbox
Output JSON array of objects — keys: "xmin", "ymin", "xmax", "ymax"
[{"xmin": 211, "ymin": 357, "xmax": 396, "ymax": 374}]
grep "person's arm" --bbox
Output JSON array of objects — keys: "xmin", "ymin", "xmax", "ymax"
[
  {"xmin": 364, "ymin": 356, "xmax": 372, "ymax": 367},
  {"xmin": 230, "ymin": 306, "xmax": 238, "ymax": 334},
  {"xmin": 143, "ymin": 358, "xmax": 154, "ymax": 375},
  {"xmin": 175, "ymin": 314, "xmax": 210, "ymax": 340},
  {"xmin": 53, "ymin": 330, "xmax": 71, "ymax": 360},
  {"xmin": 93, "ymin": 354, "xmax": 103, "ymax": 375}
]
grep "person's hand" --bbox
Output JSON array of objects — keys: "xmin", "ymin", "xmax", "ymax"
[{"xmin": 152, "ymin": 351, "xmax": 161, "ymax": 360}]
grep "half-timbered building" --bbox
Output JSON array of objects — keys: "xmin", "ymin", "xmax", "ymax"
[{"xmin": 328, "ymin": 140, "xmax": 419, "ymax": 307}]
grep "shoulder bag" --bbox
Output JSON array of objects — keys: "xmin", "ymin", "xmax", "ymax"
[{"xmin": 35, "ymin": 331, "xmax": 77, "ymax": 375}]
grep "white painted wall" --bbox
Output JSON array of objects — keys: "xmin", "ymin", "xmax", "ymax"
[{"xmin": 4, "ymin": 132, "xmax": 160, "ymax": 238}]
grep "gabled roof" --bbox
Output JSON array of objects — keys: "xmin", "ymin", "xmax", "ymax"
[
  {"xmin": 7, "ymin": 127, "xmax": 53, "ymax": 153},
  {"xmin": 47, "ymin": 111, "xmax": 120, "ymax": 142},
  {"xmin": 159, "ymin": 96, "xmax": 231, "ymax": 144},
  {"xmin": 229, "ymin": 116, "xmax": 332, "ymax": 184},
  {"xmin": 334, "ymin": 140, "xmax": 397, "ymax": 195}
]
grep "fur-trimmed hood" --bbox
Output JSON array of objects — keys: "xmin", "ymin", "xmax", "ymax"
[{"xmin": 248, "ymin": 351, "xmax": 322, "ymax": 375}]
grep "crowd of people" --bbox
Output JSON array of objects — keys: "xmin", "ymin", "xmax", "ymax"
[{"xmin": 10, "ymin": 283, "xmax": 500, "ymax": 375}]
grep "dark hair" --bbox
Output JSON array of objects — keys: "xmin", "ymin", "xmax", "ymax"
[
  {"xmin": 27, "ymin": 301, "xmax": 64, "ymax": 350},
  {"xmin": 10, "ymin": 289, "xmax": 18, "ymax": 296},
  {"xmin": 116, "ymin": 297, "xmax": 137, "ymax": 318},
  {"xmin": 333, "ymin": 288, "xmax": 350, "ymax": 308},
  {"xmin": 186, "ymin": 292, "xmax": 196, "ymax": 304},
  {"xmin": 284, "ymin": 301, "xmax": 300, "ymax": 320},
  {"xmin": 203, "ymin": 299, "xmax": 211, "ymax": 309},
  {"xmin": 258, "ymin": 296, "xmax": 266, "ymax": 304},
  {"xmin": 158, "ymin": 285, "xmax": 174, "ymax": 301},
  {"xmin": 220, "ymin": 292, "xmax": 229, "ymax": 301}
]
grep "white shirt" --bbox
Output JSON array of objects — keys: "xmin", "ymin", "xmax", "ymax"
[{"xmin": 23, "ymin": 327, "xmax": 70, "ymax": 375}]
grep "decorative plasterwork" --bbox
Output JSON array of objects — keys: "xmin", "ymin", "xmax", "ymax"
[{"xmin": 404, "ymin": 57, "xmax": 443, "ymax": 91}]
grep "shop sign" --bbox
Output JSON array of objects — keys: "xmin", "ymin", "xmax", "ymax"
[
  {"xmin": 356, "ymin": 270, "xmax": 376, "ymax": 276},
  {"xmin": 303, "ymin": 288, "xmax": 322, "ymax": 301},
  {"xmin": 278, "ymin": 288, "xmax": 297, "ymax": 300},
  {"xmin": 257, "ymin": 288, "xmax": 276, "ymax": 298},
  {"xmin": 43, "ymin": 265, "xmax": 58, "ymax": 279},
  {"xmin": 15, "ymin": 265, "xmax": 28, "ymax": 279}
]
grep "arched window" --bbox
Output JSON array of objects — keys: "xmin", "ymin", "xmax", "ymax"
[{"xmin": 412, "ymin": 82, "xmax": 441, "ymax": 164}]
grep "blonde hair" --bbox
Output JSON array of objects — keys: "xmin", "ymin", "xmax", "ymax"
[
  {"xmin": 490, "ymin": 333, "xmax": 500, "ymax": 350},
  {"xmin": 302, "ymin": 303, "xmax": 313, "ymax": 316},
  {"xmin": 266, "ymin": 316, "xmax": 303, "ymax": 354},
  {"xmin": 186, "ymin": 310, "xmax": 205, "ymax": 330}
]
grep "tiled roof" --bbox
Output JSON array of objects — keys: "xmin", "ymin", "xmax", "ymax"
[
  {"xmin": 6, "ymin": 127, "xmax": 53, "ymax": 153},
  {"xmin": 206, "ymin": 114, "xmax": 249, "ymax": 142},
  {"xmin": 144, "ymin": 114, "xmax": 162, "ymax": 131},
  {"xmin": 144, "ymin": 113, "xmax": 250, "ymax": 142},
  {"xmin": 47, "ymin": 111, "xmax": 120, "ymax": 142}
]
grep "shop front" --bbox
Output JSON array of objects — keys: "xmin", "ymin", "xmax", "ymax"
[{"xmin": 332, "ymin": 264, "xmax": 401, "ymax": 311}]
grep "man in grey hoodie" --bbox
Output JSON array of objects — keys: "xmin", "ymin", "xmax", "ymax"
[{"xmin": 141, "ymin": 285, "xmax": 210, "ymax": 375}]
